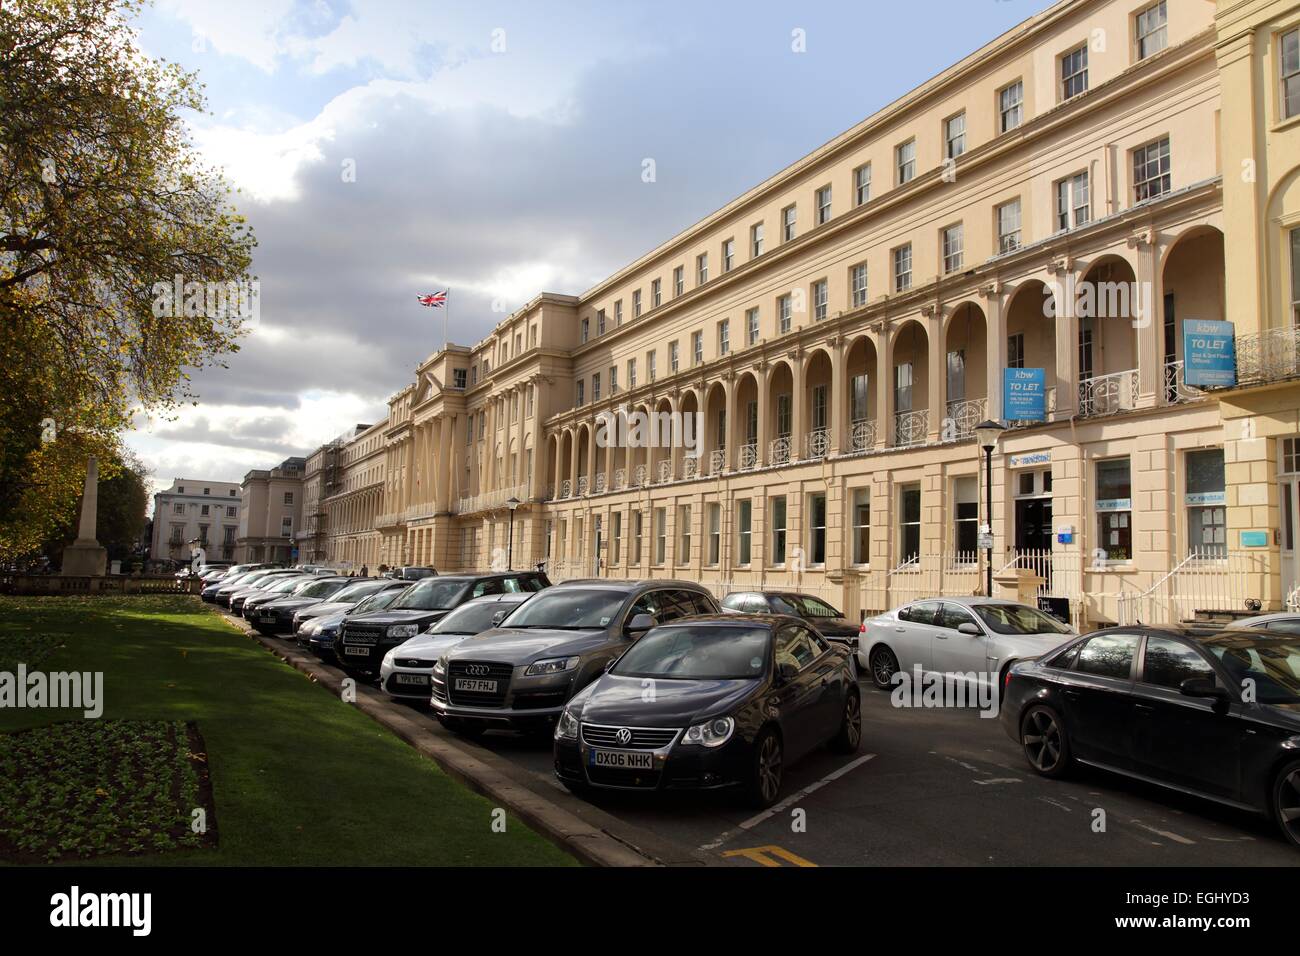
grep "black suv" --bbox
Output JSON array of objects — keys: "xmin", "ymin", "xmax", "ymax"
[{"xmin": 337, "ymin": 571, "xmax": 550, "ymax": 673}]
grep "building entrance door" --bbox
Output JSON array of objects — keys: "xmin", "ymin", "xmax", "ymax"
[
  {"xmin": 1014, "ymin": 498, "xmax": 1053, "ymax": 551},
  {"xmin": 1281, "ymin": 439, "xmax": 1300, "ymax": 607}
]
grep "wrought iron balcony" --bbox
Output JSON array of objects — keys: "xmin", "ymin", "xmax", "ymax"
[
  {"xmin": 634, "ymin": 464, "xmax": 648, "ymax": 487},
  {"xmin": 1078, "ymin": 369, "xmax": 1138, "ymax": 418},
  {"xmin": 850, "ymin": 418, "xmax": 875, "ymax": 452},
  {"xmin": 560, "ymin": 478, "xmax": 571, "ymax": 499},
  {"xmin": 577, "ymin": 475, "xmax": 589, "ymax": 496},
  {"xmin": 893, "ymin": 409, "xmax": 929, "ymax": 447},
  {"xmin": 1236, "ymin": 325, "xmax": 1300, "ymax": 387},
  {"xmin": 657, "ymin": 459, "xmax": 672, "ymax": 483},
  {"xmin": 594, "ymin": 472, "xmax": 606, "ymax": 494},
  {"xmin": 683, "ymin": 456, "xmax": 699, "ymax": 479},
  {"xmin": 613, "ymin": 468, "xmax": 625, "ymax": 491},
  {"xmin": 806, "ymin": 427, "xmax": 829, "ymax": 459},
  {"xmin": 769, "ymin": 435, "xmax": 791, "ymax": 465},
  {"xmin": 1163, "ymin": 360, "xmax": 1205, "ymax": 405},
  {"xmin": 945, "ymin": 398, "xmax": 986, "ymax": 440},
  {"xmin": 738, "ymin": 442, "xmax": 758, "ymax": 471}
]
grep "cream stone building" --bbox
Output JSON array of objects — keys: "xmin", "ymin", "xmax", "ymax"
[
  {"xmin": 150, "ymin": 478, "xmax": 242, "ymax": 563},
  {"xmin": 297, "ymin": 0, "xmax": 1300, "ymax": 628},
  {"xmin": 234, "ymin": 456, "xmax": 305, "ymax": 564}
]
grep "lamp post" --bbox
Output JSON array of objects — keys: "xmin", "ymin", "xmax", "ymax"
[
  {"xmin": 505, "ymin": 497, "xmax": 521, "ymax": 570},
  {"xmin": 974, "ymin": 419, "xmax": 1006, "ymax": 598}
]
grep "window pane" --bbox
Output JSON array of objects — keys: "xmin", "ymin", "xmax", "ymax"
[
  {"xmin": 1075, "ymin": 633, "xmax": 1138, "ymax": 679},
  {"xmin": 1143, "ymin": 635, "xmax": 1214, "ymax": 690}
]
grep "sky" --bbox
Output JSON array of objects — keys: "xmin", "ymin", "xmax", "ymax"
[{"xmin": 125, "ymin": 0, "xmax": 1050, "ymax": 506}]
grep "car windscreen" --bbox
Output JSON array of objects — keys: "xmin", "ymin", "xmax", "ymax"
[
  {"xmin": 216, "ymin": 572, "xmax": 250, "ymax": 587},
  {"xmin": 503, "ymin": 589, "xmax": 625, "ymax": 629},
  {"xmin": 392, "ymin": 580, "xmax": 469, "ymax": 611},
  {"xmin": 973, "ymin": 604, "xmax": 1072, "ymax": 635},
  {"xmin": 298, "ymin": 579, "xmax": 349, "ymax": 599},
  {"xmin": 613, "ymin": 625, "xmax": 770, "ymax": 679},
  {"xmin": 330, "ymin": 580, "xmax": 390, "ymax": 604},
  {"xmin": 229, "ymin": 572, "xmax": 269, "ymax": 587},
  {"xmin": 1204, "ymin": 634, "xmax": 1300, "ymax": 704},
  {"xmin": 354, "ymin": 588, "xmax": 405, "ymax": 614},
  {"xmin": 431, "ymin": 601, "xmax": 519, "ymax": 635},
  {"xmin": 773, "ymin": 595, "xmax": 841, "ymax": 618},
  {"xmin": 267, "ymin": 577, "xmax": 308, "ymax": 594}
]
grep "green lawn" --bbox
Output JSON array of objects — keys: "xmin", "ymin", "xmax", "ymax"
[{"xmin": 0, "ymin": 596, "xmax": 576, "ymax": 866}]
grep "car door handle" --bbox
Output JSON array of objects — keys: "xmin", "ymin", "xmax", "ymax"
[
  {"xmin": 1134, "ymin": 703, "xmax": 1155, "ymax": 714},
  {"xmin": 894, "ymin": 626, "xmax": 905, "ymax": 633},
  {"xmin": 935, "ymin": 634, "xmax": 948, "ymax": 640},
  {"xmin": 1063, "ymin": 689, "xmax": 1081, "ymax": 700}
]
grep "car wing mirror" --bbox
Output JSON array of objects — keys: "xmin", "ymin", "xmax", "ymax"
[
  {"xmin": 491, "ymin": 610, "xmax": 507, "ymax": 626},
  {"xmin": 776, "ymin": 662, "xmax": 799, "ymax": 686},
  {"xmin": 626, "ymin": 613, "xmax": 655, "ymax": 638},
  {"xmin": 604, "ymin": 655, "xmax": 620, "ymax": 673},
  {"xmin": 957, "ymin": 622, "xmax": 981, "ymax": 636},
  {"xmin": 1179, "ymin": 677, "xmax": 1231, "ymax": 702}
]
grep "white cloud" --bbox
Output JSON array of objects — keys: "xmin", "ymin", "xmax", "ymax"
[{"xmin": 157, "ymin": 0, "xmax": 296, "ymax": 72}]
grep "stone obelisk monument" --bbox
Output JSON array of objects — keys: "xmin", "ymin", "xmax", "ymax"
[{"xmin": 61, "ymin": 456, "xmax": 108, "ymax": 576}]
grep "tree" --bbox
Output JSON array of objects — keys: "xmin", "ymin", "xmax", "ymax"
[
  {"xmin": 41, "ymin": 449, "xmax": 149, "ymax": 567},
  {"xmin": 0, "ymin": 0, "xmax": 256, "ymax": 562}
]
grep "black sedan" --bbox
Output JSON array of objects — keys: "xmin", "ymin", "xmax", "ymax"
[
  {"xmin": 1002, "ymin": 625, "xmax": 1300, "ymax": 846},
  {"xmin": 719, "ymin": 591, "xmax": 860, "ymax": 644},
  {"xmin": 554, "ymin": 614, "xmax": 860, "ymax": 808}
]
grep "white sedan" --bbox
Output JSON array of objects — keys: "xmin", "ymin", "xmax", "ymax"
[{"xmin": 858, "ymin": 597, "xmax": 1075, "ymax": 696}]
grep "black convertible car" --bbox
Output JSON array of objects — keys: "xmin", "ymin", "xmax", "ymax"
[
  {"xmin": 1001, "ymin": 624, "xmax": 1300, "ymax": 846},
  {"xmin": 554, "ymin": 614, "xmax": 860, "ymax": 808}
]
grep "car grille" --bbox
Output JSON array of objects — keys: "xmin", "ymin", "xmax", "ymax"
[
  {"xmin": 447, "ymin": 661, "xmax": 513, "ymax": 708},
  {"xmin": 581, "ymin": 724, "xmax": 679, "ymax": 750},
  {"xmin": 342, "ymin": 624, "xmax": 383, "ymax": 645},
  {"xmin": 397, "ymin": 658, "xmax": 434, "ymax": 668}
]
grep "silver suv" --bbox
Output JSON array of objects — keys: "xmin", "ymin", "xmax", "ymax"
[{"xmin": 430, "ymin": 580, "xmax": 718, "ymax": 736}]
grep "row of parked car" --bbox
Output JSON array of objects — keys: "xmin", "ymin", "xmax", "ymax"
[{"xmin": 197, "ymin": 562, "xmax": 1300, "ymax": 843}]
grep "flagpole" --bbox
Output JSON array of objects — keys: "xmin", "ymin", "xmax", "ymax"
[{"xmin": 443, "ymin": 287, "xmax": 449, "ymax": 354}]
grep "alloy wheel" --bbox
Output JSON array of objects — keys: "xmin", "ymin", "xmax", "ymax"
[
  {"xmin": 844, "ymin": 694, "xmax": 861, "ymax": 749},
  {"xmin": 1278, "ymin": 769, "xmax": 1300, "ymax": 844},
  {"xmin": 871, "ymin": 649, "xmax": 897, "ymax": 687},
  {"xmin": 1023, "ymin": 709, "xmax": 1062, "ymax": 772},
  {"xmin": 757, "ymin": 735, "xmax": 782, "ymax": 804}
]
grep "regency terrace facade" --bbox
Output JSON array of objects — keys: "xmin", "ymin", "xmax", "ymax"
[{"xmin": 300, "ymin": 0, "xmax": 1300, "ymax": 629}]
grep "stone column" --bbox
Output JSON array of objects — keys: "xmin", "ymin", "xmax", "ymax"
[{"xmin": 62, "ymin": 457, "xmax": 108, "ymax": 576}]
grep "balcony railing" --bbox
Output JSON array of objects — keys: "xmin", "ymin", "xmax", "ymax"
[
  {"xmin": 944, "ymin": 398, "xmax": 986, "ymax": 440},
  {"xmin": 1236, "ymin": 325, "xmax": 1300, "ymax": 387},
  {"xmin": 769, "ymin": 435, "xmax": 791, "ymax": 465},
  {"xmin": 683, "ymin": 456, "xmax": 699, "ymax": 479},
  {"xmin": 560, "ymin": 478, "xmax": 572, "ymax": 499},
  {"xmin": 738, "ymin": 441, "xmax": 758, "ymax": 470},
  {"xmin": 1163, "ymin": 359, "xmax": 1205, "ymax": 405},
  {"xmin": 577, "ymin": 475, "xmax": 589, "ymax": 496},
  {"xmin": 1078, "ymin": 369, "xmax": 1138, "ymax": 418},
  {"xmin": 634, "ymin": 464, "xmax": 648, "ymax": 487},
  {"xmin": 613, "ymin": 468, "xmax": 625, "ymax": 491},
  {"xmin": 452, "ymin": 483, "xmax": 531, "ymax": 516},
  {"xmin": 709, "ymin": 448, "xmax": 726, "ymax": 475},
  {"xmin": 657, "ymin": 459, "xmax": 672, "ymax": 483},
  {"xmin": 893, "ymin": 409, "xmax": 929, "ymax": 447},
  {"xmin": 850, "ymin": 418, "xmax": 875, "ymax": 452},
  {"xmin": 806, "ymin": 427, "xmax": 829, "ymax": 459},
  {"xmin": 595, "ymin": 471, "xmax": 607, "ymax": 494}
]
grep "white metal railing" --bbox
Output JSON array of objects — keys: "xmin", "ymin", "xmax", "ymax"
[
  {"xmin": 635, "ymin": 464, "xmax": 648, "ymax": 487},
  {"xmin": 709, "ymin": 448, "xmax": 726, "ymax": 475},
  {"xmin": 375, "ymin": 511, "xmax": 407, "ymax": 528},
  {"xmin": 560, "ymin": 478, "xmax": 572, "ymax": 499},
  {"xmin": 893, "ymin": 409, "xmax": 929, "ymax": 447},
  {"xmin": 683, "ymin": 455, "xmax": 699, "ymax": 479},
  {"xmin": 1163, "ymin": 359, "xmax": 1206, "ymax": 405},
  {"xmin": 657, "ymin": 459, "xmax": 672, "ymax": 483},
  {"xmin": 545, "ymin": 485, "xmax": 555, "ymax": 501},
  {"xmin": 1078, "ymin": 368, "xmax": 1138, "ymax": 417},
  {"xmin": 850, "ymin": 419, "xmax": 875, "ymax": 452},
  {"xmin": 452, "ymin": 482, "xmax": 532, "ymax": 516},
  {"xmin": 595, "ymin": 472, "xmax": 606, "ymax": 494},
  {"xmin": 738, "ymin": 441, "xmax": 758, "ymax": 471},
  {"xmin": 806, "ymin": 427, "xmax": 829, "ymax": 459},
  {"xmin": 577, "ymin": 475, "xmax": 589, "ymax": 496},
  {"xmin": 613, "ymin": 468, "xmax": 625, "ymax": 491},
  {"xmin": 769, "ymin": 435, "xmax": 791, "ymax": 465},
  {"xmin": 405, "ymin": 503, "xmax": 436, "ymax": 522},
  {"xmin": 1236, "ymin": 325, "xmax": 1300, "ymax": 387},
  {"xmin": 945, "ymin": 398, "xmax": 986, "ymax": 440},
  {"xmin": 1117, "ymin": 549, "xmax": 1267, "ymax": 626}
]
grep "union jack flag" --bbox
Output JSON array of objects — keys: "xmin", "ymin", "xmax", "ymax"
[{"xmin": 417, "ymin": 290, "xmax": 447, "ymax": 308}]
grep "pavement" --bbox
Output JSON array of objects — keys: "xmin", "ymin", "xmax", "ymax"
[{"xmin": 222, "ymin": 611, "xmax": 1299, "ymax": 868}]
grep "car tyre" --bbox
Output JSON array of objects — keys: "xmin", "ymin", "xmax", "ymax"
[
  {"xmin": 744, "ymin": 729, "xmax": 784, "ymax": 809},
  {"xmin": 1270, "ymin": 759, "xmax": 1300, "ymax": 848},
  {"xmin": 829, "ymin": 688, "xmax": 862, "ymax": 754},
  {"xmin": 868, "ymin": 646, "xmax": 900, "ymax": 690},
  {"xmin": 1020, "ymin": 704, "xmax": 1071, "ymax": 778}
]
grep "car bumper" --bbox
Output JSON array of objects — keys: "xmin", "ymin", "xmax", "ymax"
[
  {"xmin": 429, "ymin": 667, "xmax": 578, "ymax": 726},
  {"xmin": 553, "ymin": 733, "xmax": 749, "ymax": 791},
  {"xmin": 252, "ymin": 610, "xmax": 292, "ymax": 634},
  {"xmin": 379, "ymin": 662, "xmax": 434, "ymax": 699}
]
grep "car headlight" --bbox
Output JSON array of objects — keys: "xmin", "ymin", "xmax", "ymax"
[
  {"xmin": 555, "ymin": 706, "xmax": 580, "ymax": 740},
  {"xmin": 525, "ymin": 656, "xmax": 579, "ymax": 677},
  {"xmin": 388, "ymin": 624, "xmax": 420, "ymax": 638},
  {"xmin": 680, "ymin": 716, "xmax": 735, "ymax": 748},
  {"xmin": 381, "ymin": 651, "xmax": 395, "ymax": 669}
]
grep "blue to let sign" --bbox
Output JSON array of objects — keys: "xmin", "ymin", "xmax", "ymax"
[
  {"xmin": 1182, "ymin": 319, "xmax": 1236, "ymax": 387},
  {"xmin": 1003, "ymin": 368, "xmax": 1046, "ymax": 421}
]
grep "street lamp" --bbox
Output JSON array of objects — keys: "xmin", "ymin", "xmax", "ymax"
[
  {"xmin": 974, "ymin": 419, "xmax": 1006, "ymax": 598},
  {"xmin": 505, "ymin": 497, "xmax": 521, "ymax": 570}
]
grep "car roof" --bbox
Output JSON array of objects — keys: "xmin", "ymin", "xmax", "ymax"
[
  {"xmin": 903, "ymin": 596, "xmax": 1025, "ymax": 608},
  {"xmin": 1087, "ymin": 624, "xmax": 1226, "ymax": 641},
  {"xmin": 656, "ymin": 612, "xmax": 799, "ymax": 629},
  {"xmin": 553, "ymin": 578, "xmax": 709, "ymax": 592},
  {"xmin": 458, "ymin": 592, "xmax": 532, "ymax": 605}
]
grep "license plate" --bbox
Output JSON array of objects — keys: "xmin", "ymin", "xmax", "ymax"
[
  {"xmin": 260, "ymin": 613, "xmax": 276, "ymax": 621},
  {"xmin": 343, "ymin": 646, "xmax": 369, "ymax": 656},
  {"xmin": 589, "ymin": 749, "xmax": 654, "ymax": 770},
  {"xmin": 395, "ymin": 674, "xmax": 427, "ymax": 685},
  {"xmin": 454, "ymin": 678, "xmax": 497, "ymax": 693}
]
